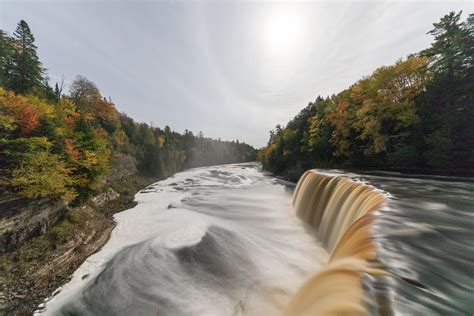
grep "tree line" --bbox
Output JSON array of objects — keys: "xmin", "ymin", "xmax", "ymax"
[
  {"xmin": 259, "ymin": 12, "xmax": 473, "ymax": 180},
  {"xmin": 0, "ymin": 20, "xmax": 256, "ymax": 202}
]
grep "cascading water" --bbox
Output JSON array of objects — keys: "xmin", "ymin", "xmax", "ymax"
[
  {"xmin": 292, "ymin": 171, "xmax": 385, "ymax": 254},
  {"xmin": 37, "ymin": 164, "xmax": 474, "ymax": 315},
  {"xmin": 287, "ymin": 171, "xmax": 386, "ymax": 316},
  {"xmin": 289, "ymin": 169, "xmax": 473, "ymax": 315}
]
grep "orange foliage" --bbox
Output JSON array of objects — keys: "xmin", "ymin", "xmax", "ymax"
[
  {"xmin": 0, "ymin": 89, "xmax": 40, "ymax": 135},
  {"xmin": 64, "ymin": 139, "xmax": 81, "ymax": 161},
  {"xmin": 83, "ymin": 113, "xmax": 94, "ymax": 122},
  {"xmin": 64, "ymin": 111, "xmax": 80, "ymax": 129},
  {"xmin": 257, "ymin": 144, "xmax": 275, "ymax": 164},
  {"xmin": 14, "ymin": 103, "xmax": 40, "ymax": 135},
  {"xmin": 92, "ymin": 99, "xmax": 120, "ymax": 127}
]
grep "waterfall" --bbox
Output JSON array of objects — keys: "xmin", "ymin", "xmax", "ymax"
[{"xmin": 287, "ymin": 171, "xmax": 386, "ymax": 315}]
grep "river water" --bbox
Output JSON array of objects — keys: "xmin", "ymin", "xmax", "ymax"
[
  {"xmin": 39, "ymin": 163, "xmax": 327, "ymax": 315},
  {"xmin": 38, "ymin": 163, "xmax": 473, "ymax": 315},
  {"xmin": 342, "ymin": 170, "xmax": 474, "ymax": 315}
]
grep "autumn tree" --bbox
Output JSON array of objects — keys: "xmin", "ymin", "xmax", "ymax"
[
  {"xmin": 0, "ymin": 20, "xmax": 257, "ymax": 203},
  {"xmin": 352, "ymin": 57, "xmax": 428, "ymax": 163},
  {"xmin": 306, "ymin": 97, "xmax": 334, "ymax": 164},
  {"xmin": 11, "ymin": 147, "xmax": 76, "ymax": 200},
  {"xmin": 69, "ymin": 75, "xmax": 101, "ymax": 111},
  {"xmin": 259, "ymin": 12, "xmax": 473, "ymax": 176}
]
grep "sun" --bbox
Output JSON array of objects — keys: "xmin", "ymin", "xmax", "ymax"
[{"xmin": 261, "ymin": 7, "xmax": 306, "ymax": 59}]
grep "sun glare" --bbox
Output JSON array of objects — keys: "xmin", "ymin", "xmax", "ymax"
[{"xmin": 262, "ymin": 7, "xmax": 306, "ymax": 59}]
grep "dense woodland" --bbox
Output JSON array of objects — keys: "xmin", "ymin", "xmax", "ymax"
[
  {"xmin": 259, "ymin": 12, "xmax": 474, "ymax": 179},
  {"xmin": 0, "ymin": 20, "xmax": 256, "ymax": 203}
]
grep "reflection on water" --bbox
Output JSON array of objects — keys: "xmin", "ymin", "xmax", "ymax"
[{"xmin": 38, "ymin": 164, "xmax": 474, "ymax": 315}]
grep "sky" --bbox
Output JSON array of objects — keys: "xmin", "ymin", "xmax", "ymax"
[{"xmin": 1, "ymin": 0, "xmax": 472, "ymax": 147}]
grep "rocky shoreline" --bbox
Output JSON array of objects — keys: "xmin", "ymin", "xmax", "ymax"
[
  {"xmin": 3, "ymin": 216, "xmax": 115, "ymax": 315},
  {"xmin": 1, "ymin": 173, "xmax": 155, "ymax": 315}
]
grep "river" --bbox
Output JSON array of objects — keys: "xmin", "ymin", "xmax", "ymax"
[{"xmin": 37, "ymin": 163, "xmax": 473, "ymax": 315}]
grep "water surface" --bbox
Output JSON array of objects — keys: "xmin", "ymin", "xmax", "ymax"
[
  {"xmin": 39, "ymin": 164, "xmax": 474, "ymax": 315},
  {"xmin": 40, "ymin": 163, "xmax": 327, "ymax": 315},
  {"xmin": 322, "ymin": 169, "xmax": 474, "ymax": 315}
]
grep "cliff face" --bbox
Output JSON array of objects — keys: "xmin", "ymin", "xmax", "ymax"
[
  {"xmin": 0, "ymin": 153, "xmax": 138, "ymax": 254},
  {"xmin": 1, "ymin": 153, "xmax": 153, "ymax": 314},
  {"xmin": 0, "ymin": 195, "xmax": 67, "ymax": 253}
]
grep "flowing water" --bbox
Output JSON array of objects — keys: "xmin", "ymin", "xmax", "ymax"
[
  {"xmin": 37, "ymin": 163, "xmax": 474, "ymax": 315},
  {"xmin": 341, "ymin": 170, "xmax": 474, "ymax": 315},
  {"xmin": 38, "ymin": 163, "xmax": 328, "ymax": 315}
]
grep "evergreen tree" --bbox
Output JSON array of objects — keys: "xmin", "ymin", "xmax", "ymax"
[
  {"xmin": 7, "ymin": 20, "xmax": 44, "ymax": 94},
  {"xmin": 422, "ymin": 12, "xmax": 469, "ymax": 73},
  {"xmin": 54, "ymin": 82, "xmax": 61, "ymax": 100},
  {"xmin": 0, "ymin": 30, "xmax": 14, "ymax": 87},
  {"xmin": 419, "ymin": 11, "xmax": 474, "ymax": 169}
]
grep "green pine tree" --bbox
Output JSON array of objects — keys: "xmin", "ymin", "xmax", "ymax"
[
  {"xmin": 0, "ymin": 30, "xmax": 14, "ymax": 87},
  {"xmin": 7, "ymin": 20, "xmax": 44, "ymax": 94}
]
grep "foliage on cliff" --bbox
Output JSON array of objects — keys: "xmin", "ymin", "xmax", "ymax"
[
  {"xmin": 0, "ymin": 20, "xmax": 256, "ymax": 202},
  {"xmin": 259, "ymin": 12, "xmax": 473, "ymax": 179}
]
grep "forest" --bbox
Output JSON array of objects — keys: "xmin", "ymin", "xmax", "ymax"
[
  {"xmin": 0, "ymin": 20, "xmax": 257, "ymax": 204},
  {"xmin": 259, "ymin": 12, "xmax": 473, "ymax": 180}
]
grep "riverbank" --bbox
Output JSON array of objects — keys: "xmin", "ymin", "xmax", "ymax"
[{"xmin": 0, "ymin": 174, "xmax": 155, "ymax": 315}]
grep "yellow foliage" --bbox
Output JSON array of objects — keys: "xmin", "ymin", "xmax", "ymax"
[
  {"xmin": 81, "ymin": 151, "xmax": 98, "ymax": 168},
  {"xmin": 10, "ymin": 151, "xmax": 77, "ymax": 201},
  {"xmin": 328, "ymin": 56, "xmax": 428, "ymax": 157},
  {"xmin": 25, "ymin": 94, "xmax": 55, "ymax": 117},
  {"xmin": 158, "ymin": 135, "xmax": 166, "ymax": 148}
]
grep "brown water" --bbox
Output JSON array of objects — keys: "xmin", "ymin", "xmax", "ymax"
[
  {"xmin": 289, "ymin": 171, "xmax": 385, "ymax": 315},
  {"xmin": 298, "ymin": 169, "xmax": 474, "ymax": 315}
]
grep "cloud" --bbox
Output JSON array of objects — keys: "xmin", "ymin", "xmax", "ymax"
[{"xmin": 2, "ymin": 0, "xmax": 473, "ymax": 147}]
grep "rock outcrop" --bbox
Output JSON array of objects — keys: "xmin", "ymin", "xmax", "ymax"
[
  {"xmin": 0, "ymin": 194, "xmax": 67, "ymax": 253},
  {"xmin": 0, "ymin": 153, "xmax": 137, "ymax": 253}
]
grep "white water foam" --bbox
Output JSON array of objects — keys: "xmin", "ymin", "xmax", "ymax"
[{"xmin": 38, "ymin": 163, "xmax": 327, "ymax": 315}]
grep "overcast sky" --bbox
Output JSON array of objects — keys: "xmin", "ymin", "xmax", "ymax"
[{"xmin": 1, "ymin": 0, "xmax": 472, "ymax": 147}]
